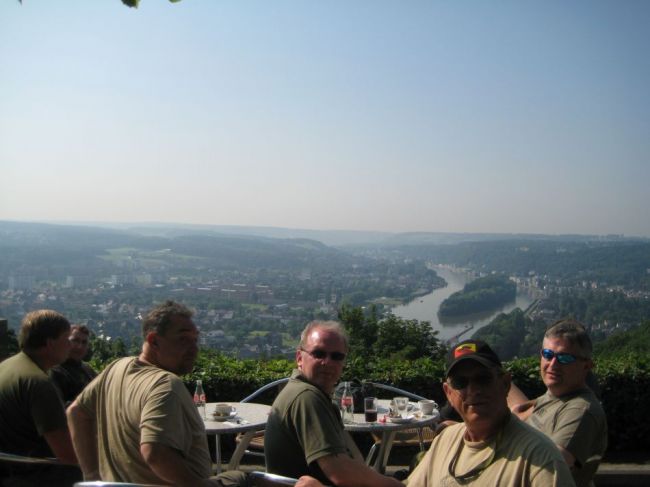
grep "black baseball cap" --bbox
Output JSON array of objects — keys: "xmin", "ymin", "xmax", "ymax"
[{"xmin": 445, "ymin": 339, "xmax": 502, "ymax": 377}]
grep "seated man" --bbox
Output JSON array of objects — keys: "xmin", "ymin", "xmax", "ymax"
[
  {"xmin": 67, "ymin": 300, "xmax": 246, "ymax": 487},
  {"xmin": 0, "ymin": 310, "xmax": 80, "ymax": 487},
  {"xmin": 296, "ymin": 339, "xmax": 575, "ymax": 487},
  {"xmin": 49, "ymin": 324, "xmax": 97, "ymax": 406},
  {"xmin": 509, "ymin": 319, "xmax": 607, "ymax": 487},
  {"xmin": 265, "ymin": 320, "xmax": 402, "ymax": 487}
]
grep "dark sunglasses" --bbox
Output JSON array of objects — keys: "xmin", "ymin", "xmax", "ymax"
[
  {"xmin": 541, "ymin": 348, "xmax": 585, "ymax": 364},
  {"xmin": 448, "ymin": 372, "xmax": 495, "ymax": 390},
  {"xmin": 300, "ymin": 348, "xmax": 346, "ymax": 362}
]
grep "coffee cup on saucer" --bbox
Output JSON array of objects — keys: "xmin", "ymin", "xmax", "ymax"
[
  {"xmin": 418, "ymin": 399, "xmax": 436, "ymax": 415},
  {"xmin": 214, "ymin": 403, "xmax": 234, "ymax": 416}
]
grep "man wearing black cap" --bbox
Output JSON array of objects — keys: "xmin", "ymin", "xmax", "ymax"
[
  {"xmin": 295, "ymin": 339, "xmax": 575, "ymax": 487},
  {"xmin": 404, "ymin": 339, "xmax": 575, "ymax": 486}
]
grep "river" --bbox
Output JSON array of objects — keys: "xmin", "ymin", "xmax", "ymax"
[{"xmin": 392, "ymin": 265, "xmax": 534, "ymax": 343}]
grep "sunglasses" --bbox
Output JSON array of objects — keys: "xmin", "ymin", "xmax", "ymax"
[
  {"xmin": 300, "ymin": 348, "xmax": 346, "ymax": 362},
  {"xmin": 540, "ymin": 348, "xmax": 585, "ymax": 364},
  {"xmin": 448, "ymin": 372, "xmax": 495, "ymax": 390}
]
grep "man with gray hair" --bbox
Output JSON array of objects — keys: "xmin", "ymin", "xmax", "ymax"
[
  {"xmin": 67, "ymin": 300, "xmax": 246, "ymax": 487},
  {"xmin": 265, "ymin": 320, "xmax": 402, "ymax": 486},
  {"xmin": 509, "ymin": 319, "xmax": 607, "ymax": 487}
]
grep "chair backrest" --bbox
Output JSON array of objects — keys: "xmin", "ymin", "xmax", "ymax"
[
  {"xmin": 74, "ymin": 482, "xmax": 158, "ymax": 487},
  {"xmin": 0, "ymin": 451, "xmax": 62, "ymax": 466},
  {"xmin": 241, "ymin": 377, "xmax": 290, "ymax": 403},
  {"xmin": 249, "ymin": 471, "xmax": 299, "ymax": 486},
  {"xmin": 365, "ymin": 382, "xmax": 427, "ymax": 401}
]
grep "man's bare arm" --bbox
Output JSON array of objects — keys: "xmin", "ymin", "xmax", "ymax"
[
  {"xmin": 42, "ymin": 427, "xmax": 77, "ymax": 465},
  {"xmin": 556, "ymin": 444, "xmax": 577, "ymax": 469},
  {"xmin": 66, "ymin": 400, "xmax": 98, "ymax": 479},
  {"xmin": 317, "ymin": 454, "xmax": 403, "ymax": 487},
  {"xmin": 141, "ymin": 442, "xmax": 215, "ymax": 487},
  {"xmin": 507, "ymin": 382, "xmax": 530, "ymax": 408}
]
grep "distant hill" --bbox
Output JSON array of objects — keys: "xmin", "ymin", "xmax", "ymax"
[
  {"xmin": 7, "ymin": 220, "xmax": 646, "ymax": 247},
  {"xmin": 0, "ymin": 220, "xmax": 365, "ymax": 275},
  {"xmin": 594, "ymin": 320, "xmax": 650, "ymax": 357}
]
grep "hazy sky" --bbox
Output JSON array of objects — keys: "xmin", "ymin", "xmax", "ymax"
[{"xmin": 1, "ymin": 1, "xmax": 649, "ymax": 237}]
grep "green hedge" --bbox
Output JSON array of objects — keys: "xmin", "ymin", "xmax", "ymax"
[{"xmin": 184, "ymin": 350, "xmax": 650, "ymax": 453}]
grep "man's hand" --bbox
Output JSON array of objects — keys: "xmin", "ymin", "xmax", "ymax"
[
  {"xmin": 511, "ymin": 400, "xmax": 535, "ymax": 421},
  {"xmin": 297, "ymin": 476, "xmax": 325, "ymax": 487},
  {"xmin": 317, "ymin": 454, "xmax": 403, "ymax": 487}
]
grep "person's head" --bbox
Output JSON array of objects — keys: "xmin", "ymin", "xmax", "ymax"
[
  {"xmin": 68, "ymin": 324, "xmax": 91, "ymax": 362},
  {"xmin": 141, "ymin": 300, "xmax": 199, "ymax": 375},
  {"xmin": 443, "ymin": 340, "xmax": 511, "ymax": 440},
  {"xmin": 19, "ymin": 310, "xmax": 72, "ymax": 368},
  {"xmin": 540, "ymin": 319, "xmax": 593, "ymax": 396},
  {"xmin": 297, "ymin": 321, "xmax": 349, "ymax": 395}
]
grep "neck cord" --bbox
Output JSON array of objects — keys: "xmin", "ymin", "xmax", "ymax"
[{"xmin": 448, "ymin": 415, "xmax": 509, "ymax": 482}]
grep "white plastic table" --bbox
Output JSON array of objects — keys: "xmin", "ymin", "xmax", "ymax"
[
  {"xmin": 203, "ymin": 402, "xmax": 271, "ymax": 473},
  {"xmin": 343, "ymin": 399, "xmax": 440, "ymax": 473}
]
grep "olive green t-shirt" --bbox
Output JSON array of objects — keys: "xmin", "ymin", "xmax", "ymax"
[
  {"xmin": 527, "ymin": 389, "xmax": 607, "ymax": 487},
  {"xmin": 265, "ymin": 370, "xmax": 360, "ymax": 484},
  {"xmin": 77, "ymin": 357, "xmax": 211, "ymax": 484},
  {"xmin": 406, "ymin": 414, "xmax": 575, "ymax": 487},
  {"xmin": 0, "ymin": 352, "xmax": 67, "ymax": 457}
]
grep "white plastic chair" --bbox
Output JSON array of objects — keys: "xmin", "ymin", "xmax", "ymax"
[
  {"xmin": 249, "ymin": 470, "xmax": 299, "ymax": 486},
  {"xmin": 362, "ymin": 382, "xmax": 438, "ymax": 465},
  {"xmin": 74, "ymin": 482, "xmax": 158, "ymax": 487},
  {"xmin": 0, "ymin": 451, "xmax": 62, "ymax": 466},
  {"xmin": 234, "ymin": 377, "xmax": 290, "ymax": 461}
]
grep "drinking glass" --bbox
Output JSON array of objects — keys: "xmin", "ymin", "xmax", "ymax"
[
  {"xmin": 364, "ymin": 397, "xmax": 378, "ymax": 422},
  {"xmin": 394, "ymin": 396, "xmax": 409, "ymax": 418}
]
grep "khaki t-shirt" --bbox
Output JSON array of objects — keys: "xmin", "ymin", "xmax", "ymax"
[
  {"xmin": 77, "ymin": 357, "xmax": 210, "ymax": 484},
  {"xmin": 527, "ymin": 389, "xmax": 607, "ymax": 487},
  {"xmin": 406, "ymin": 415, "xmax": 575, "ymax": 487}
]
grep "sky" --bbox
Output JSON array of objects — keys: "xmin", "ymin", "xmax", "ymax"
[{"xmin": 1, "ymin": 1, "xmax": 649, "ymax": 237}]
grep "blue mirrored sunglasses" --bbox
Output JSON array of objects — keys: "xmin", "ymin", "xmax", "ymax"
[{"xmin": 541, "ymin": 348, "xmax": 585, "ymax": 364}]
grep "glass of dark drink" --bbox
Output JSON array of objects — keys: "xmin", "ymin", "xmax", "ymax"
[{"xmin": 364, "ymin": 396, "xmax": 378, "ymax": 422}]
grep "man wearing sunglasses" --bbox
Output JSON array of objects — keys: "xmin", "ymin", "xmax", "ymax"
[
  {"xmin": 265, "ymin": 321, "xmax": 403, "ymax": 487},
  {"xmin": 509, "ymin": 320, "xmax": 607, "ymax": 487},
  {"xmin": 295, "ymin": 339, "xmax": 573, "ymax": 487},
  {"xmin": 404, "ymin": 339, "xmax": 573, "ymax": 486}
]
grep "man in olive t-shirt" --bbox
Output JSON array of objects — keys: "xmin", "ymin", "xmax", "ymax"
[
  {"xmin": 0, "ymin": 310, "xmax": 80, "ymax": 487},
  {"xmin": 510, "ymin": 320, "xmax": 607, "ymax": 487},
  {"xmin": 265, "ymin": 320, "xmax": 402, "ymax": 487}
]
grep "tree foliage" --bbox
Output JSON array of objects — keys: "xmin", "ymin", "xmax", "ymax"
[
  {"xmin": 339, "ymin": 305, "xmax": 445, "ymax": 362},
  {"xmin": 0, "ymin": 325, "xmax": 19, "ymax": 361},
  {"xmin": 439, "ymin": 274, "xmax": 516, "ymax": 317},
  {"xmin": 472, "ymin": 308, "xmax": 530, "ymax": 360}
]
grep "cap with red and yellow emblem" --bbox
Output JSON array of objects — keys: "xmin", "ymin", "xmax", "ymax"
[{"xmin": 445, "ymin": 339, "xmax": 502, "ymax": 377}]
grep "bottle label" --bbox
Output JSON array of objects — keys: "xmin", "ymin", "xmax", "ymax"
[{"xmin": 341, "ymin": 397, "xmax": 353, "ymax": 407}]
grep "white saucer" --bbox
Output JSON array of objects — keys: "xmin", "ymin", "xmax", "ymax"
[
  {"xmin": 212, "ymin": 411, "xmax": 237, "ymax": 422},
  {"xmin": 388, "ymin": 415, "xmax": 415, "ymax": 424}
]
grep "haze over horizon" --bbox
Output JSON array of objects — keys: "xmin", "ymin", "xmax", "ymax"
[{"xmin": 1, "ymin": 1, "xmax": 649, "ymax": 237}]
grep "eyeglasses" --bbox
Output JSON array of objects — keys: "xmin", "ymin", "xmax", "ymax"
[
  {"xmin": 541, "ymin": 348, "xmax": 585, "ymax": 365},
  {"xmin": 300, "ymin": 348, "xmax": 346, "ymax": 362},
  {"xmin": 448, "ymin": 372, "xmax": 496, "ymax": 390}
]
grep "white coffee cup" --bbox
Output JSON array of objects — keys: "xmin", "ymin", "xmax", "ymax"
[
  {"xmin": 215, "ymin": 403, "xmax": 234, "ymax": 416},
  {"xmin": 418, "ymin": 399, "xmax": 436, "ymax": 415}
]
